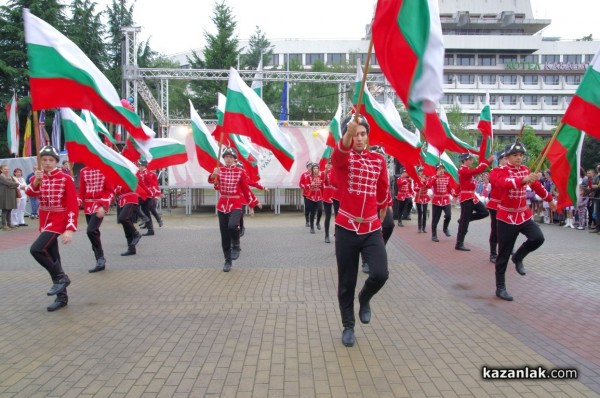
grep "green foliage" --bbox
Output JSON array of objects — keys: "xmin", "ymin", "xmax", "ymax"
[
  {"xmin": 104, "ymin": 0, "xmax": 135, "ymax": 92},
  {"xmin": 581, "ymin": 134, "xmax": 600, "ymax": 170},
  {"xmin": 445, "ymin": 104, "xmax": 476, "ymax": 147},
  {"xmin": 288, "ymin": 60, "xmax": 338, "ymax": 121},
  {"xmin": 521, "ymin": 126, "xmax": 545, "ymax": 168},
  {"xmin": 241, "ymin": 26, "xmax": 273, "ymax": 70},
  {"xmin": 67, "ymin": 0, "xmax": 107, "ymax": 70},
  {"xmin": 577, "ymin": 34, "xmax": 593, "ymax": 42}
]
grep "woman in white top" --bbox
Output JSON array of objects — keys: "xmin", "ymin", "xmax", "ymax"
[{"xmin": 11, "ymin": 168, "xmax": 28, "ymax": 227}]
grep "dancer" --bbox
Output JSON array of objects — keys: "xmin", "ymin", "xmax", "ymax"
[
  {"xmin": 114, "ymin": 182, "xmax": 143, "ymax": 257},
  {"xmin": 414, "ymin": 166, "xmax": 431, "ymax": 233},
  {"xmin": 430, "ymin": 164, "xmax": 458, "ymax": 242},
  {"xmin": 137, "ymin": 160, "xmax": 163, "ymax": 236},
  {"xmin": 487, "ymin": 151, "xmax": 507, "ymax": 262},
  {"xmin": 301, "ymin": 163, "xmax": 323, "ymax": 234},
  {"xmin": 322, "ymin": 159, "xmax": 335, "ymax": 243},
  {"xmin": 395, "ymin": 167, "xmax": 412, "ymax": 227}
]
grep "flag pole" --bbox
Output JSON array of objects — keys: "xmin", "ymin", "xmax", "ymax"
[
  {"xmin": 33, "ymin": 110, "xmax": 41, "ymax": 165},
  {"xmin": 532, "ymin": 122, "xmax": 564, "ymax": 174},
  {"xmin": 353, "ymin": 36, "xmax": 375, "ymax": 123},
  {"xmin": 214, "ymin": 131, "xmax": 225, "ymax": 186}
]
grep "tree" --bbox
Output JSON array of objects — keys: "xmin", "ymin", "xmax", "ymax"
[
  {"xmin": 445, "ymin": 104, "xmax": 476, "ymax": 147},
  {"xmin": 577, "ymin": 34, "xmax": 593, "ymax": 42},
  {"xmin": 67, "ymin": 0, "xmax": 107, "ymax": 70},
  {"xmin": 188, "ymin": 1, "xmax": 240, "ymax": 117},
  {"xmin": 581, "ymin": 134, "xmax": 600, "ymax": 170},
  {"xmin": 287, "ymin": 60, "xmax": 338, "ymax": 121},
  {"xmin": 241, "ymin": 26, "xmax": 273, "ymax": 69},
  {"xmin": 520, "ymin": 126, "xmax": 545, "ymax": 168},
  {"xmin": 104, "ymin": 0, "xmax": 136, "ymax": 93}
]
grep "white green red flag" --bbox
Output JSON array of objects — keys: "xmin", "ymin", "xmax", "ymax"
[
  {"xmin": 325, "ymin": 103, "xmax": 342, "ymax": 148},
  {"xmin": 372, "ymin": 0, "xmax": 449, "ymax": 152},
  {"xmin": 438, "ymin": 106, "xmax": 478, "ymax": 154},
  {"xmin": 125, "ymin": 124, "xmax": 187, "ymax": 170},
  {"xmin": 250, "ymin": 59, "xmax": 263, "ymax": 97},
  {"xmin": 80, "ymin": 110, "xmax": 118, "ymax": 147},
  {"xmin": 421, "ymin": 143, "xmax": 458, "ymax": 183},
  {"xmin": 61, "ymin": 108, "xmax": 139, "ymax": 191},
  {"xmin": 23, "ymin": 9, "xmax": 146, "ymax": 141},
  {"xmin": 223, "ymin": 67, "xmax": 295, "ymax": 171},
  {"xmin": 544, "ymin": 123, "xmax": 585, "ymax": 211},
  {"xmin": 477, "ymin": 92, "xmax": 493, "ymax": 159},
  {"xmin": 189, "ymin": 99, "xmax": 220, "ymax": 172},
  {"xmin": 562, "ymin": 48, "xmax": 600, "ymax": 140},
  {"xmin": 231, "ymin": 134, "xmax": 260, "ymax": 182},
  {"xmin": 353, "ymin": 61, "xmax": 422, "ymax": 169},
  {"xmin": 5, "ymin": 93, "xmax": 19, "ymax": 154}
]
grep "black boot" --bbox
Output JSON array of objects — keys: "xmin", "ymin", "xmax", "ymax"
[
  {"xmin": 142, "ymin": 229, "xmax": 154, "ymax": 236},
  {"xmin": 231, "ymin": 241, "xmax": 241, "ymax": 260},
  {"xmin": 431, "ymin": 230, "xmax": 439, "ymax": 242},
  {"xmin": 512, "ymin": 255, "xmax": 526, "ymax": 275},
  {"xmin": 358, "ymin": 288, "xmax": 372, "ymax": 324},
  {"xmin": 310, "ymin": 227, "xmax": 315, "ymax": 234},
  {"xmin": 324, "ymin": 235, "xmax": 331, "ymax": 243},
  {"xmin": 342, "ymin": 327, "xmax": 355, "ymax": 347},
  {"xmin": 131, "ymin": 231, "xmax": 142, "ymax": 246},
  {"xmin": 47, "ymin": 291, "xmax": 68, "ymax": 312},
  {"xmin": 89, "ymin": 256, "xmax": 106, "ymax": 273},
  {"xmin": 443, "ymin": 229, "xmax": 451, "ymax": 237},
  {"xmin": 47, "ymin": 274, "xmax": 71, "ymax": 296},
  {"xmin": 158, "ymin": 217, "xmax": 164, "ymax": 227},
  {"xmin": 223, "ymin": 259, "xmax": 232, "ymax": 272},
  {"xmin": 495, "ymin": 274, "xmax": 513, "ymax": 301},
  {"xmin": 417, "ymin": 220, "xmax": 422, "ymax": 233},
  {"xmin": 455, "ymin": 241, "xmax": 470, "ymax": 251},
  {"xmin": 121, "ymin": 245, "xmax": 136, "ymax": 256},
  {"xmin": 489, "ymin": 242, "xmax": 497, "ymax": 263}
]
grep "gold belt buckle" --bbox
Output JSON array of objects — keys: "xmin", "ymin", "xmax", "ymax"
[{"xmin": 354, "ymin": 217, "xmax": 363, "ymax": 222}]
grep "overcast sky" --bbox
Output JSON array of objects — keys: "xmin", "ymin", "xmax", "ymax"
[{"xmin": 4, "ymin": 0, "xmax": 600, "ymax": 54}]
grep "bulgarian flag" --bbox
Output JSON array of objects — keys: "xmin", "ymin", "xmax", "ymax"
[
  {"xmin": 477, "ymin": 92, "xmax": 493, "ymax": 159},
  {"xmin": 61, "ymin": 108, "xmax": 139, "ymax": 191},
  {"xmin": 23, "ymin": 9, "xmax": 146, "ymax": 141},
  {"xmin": 325, "ymin": 103, "xmax": 342, "ymax": 147},
  {"xmin": 125, "ymin": 124, "xmax": 188, "ymax": 170},
  {"xmin": 250, "ymin": 59, "xmax": 263, "ymax": 97},
  {"xmin": 421, "ymin": 143, "xmax": 458, "ymax": 183},
  {"xmin": 562, "ymin": 48, "xmax": 600, "ymax": 140},
  {"xmin": 544, "ymin": 123, "xmax": 585, "ymax": 211},
  {"xmin": 223, "ymin": 67, "xmax": 295, "ymax": 171},
  {"xmin": 80, "ymin": 110, "xmax": 118, "ymax": 147},
  {"xmin": 190, "ymin": 99, "xmax": 220, "ymax": 172},
  {"xmin": 353, "ymin": 61, "xmax": 422, "ymax": 169},
  {"xmin": 5, "ymin": 93, "xmax": 19, "ymax": 154},
  {"xmin": 372, "ymin": 0, "xmax": 449, "ymax": 153},
  {"xmin": 438, "ymin": 106, "xmax": 478, "ymax": 154},
  {"xmin": 231, "ymin": 134, "xmax": 260, "ymax": 182}
]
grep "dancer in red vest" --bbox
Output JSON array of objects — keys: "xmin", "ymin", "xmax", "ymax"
[
  {"xmin": 395, "ymin": 168, "xmax": 413, "ymax": 227},
  {"xmin": 429, "ymin": 164, "xmax": 458, "ymax": 242},
  {"xmin": 487, "ymin": 151, "xmax": 507, "ymax": 263},
  {"xmin": 414, "ymin": 166, "xmax": 431, "ymax": 233}
]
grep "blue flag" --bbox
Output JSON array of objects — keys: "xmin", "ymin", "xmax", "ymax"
[{"xmin": 278, "ymin": 81, "xmax": 288, "ymax": 125}]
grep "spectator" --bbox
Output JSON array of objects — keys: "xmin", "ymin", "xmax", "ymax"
[
  {"xmin": 11, "ymin": 168, "xmax": 28, "ymax": 227},
  {"xmin": 26, "ymin": 165, "xmax": 39, "ymax": 219},
  {"xmin": 0, "ymin": 163, "xmax": 19, "ymax": 231}
]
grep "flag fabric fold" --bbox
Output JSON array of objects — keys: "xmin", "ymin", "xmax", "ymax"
[
  {"xmin": 61, "ymin": 108, "xmax": 139, "ymax": 191},
  {"xmin": 421, "ymin": 143, "xmax": 458, "ymax": 183},
  {"xmin": 438, "ymin": 107, "xmax": 478, "ymax": 154},
  {"xmin": 23, "ymin": 9, "xmax": 146, "ymax": 141},
  {"xmin": 5, "ymin": 93, "xmax": 19, "ymax": 154},
  {"xmin": 477, "ymin": 92, "xmax": 493, "ymax": 159},
  {"xmin": 223, "ymin": 67, "xmax": 295, "ymax": 171},
  {"xmin": 250, "ymin": 59, "xmax": 263, "ymax": 97},
  {"xmin": 124, "ymin": 124, "xmax": 187, "ymax": 170},
  {"xmin": 80, "ymin": 110, "xmax": 118, "ymax": 146},
  {"xmin": 325, "ymin": 103, "xmax": 342, "ymax": 148},
  {"xmin": 190, "ymin": 99, "xmax": 220, "ymax": 173},
  {"xmin": 562, "ymin": 48, "xmax": 600, "ymax": 140},
  {"xmin": 544, "ymin": 123, "xmax": 585, "ymax": 211}
]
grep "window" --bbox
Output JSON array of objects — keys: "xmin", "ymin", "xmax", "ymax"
[
  {"xmin": 545, "ymin": 115, "xmax": 560, "ymax": 125},
  {"xmin": 522, "ymin": 75, "xmax": 539, "ymax": 85},
  {"xmin": 466, "ymin": 115, "xmax": 477, "ymax": 124},
  {"xmin": 287, "ymin": 53, "xmax": 302, "ymax": 64},
  {"xmin": 266, "ymin": 54, "xmax": 279, "ymax": 67},
  {"xmin": 480, "ymin": 75, "xmax": 497, "ymax": 84},
  {"xmin": 585, "ymin": 54, "xmax": 595, "ymax": 63},
  {"xmin": 457, "ymin": 74, "xmax": 475, "ymax": 84},
  {"xmin": 444, "ymin": 53, "xmax": 455, "ymax": 66},
  {"xmin": 543, "ymin": 75, "xmax": 560, "ymax": 85},
  {"xmin": 564, "ymin": 54, "xmax": 580, "ymax": 63},
  {"xmin": 306, "ymin": 53, "xmax": 324, "ymax": 65},
  {"xmin": 443, "ymin": 74, "xmax": 454, "ymax": 84},
  {"xmin": 488, "ymin": 95, "xmax": 497, "ymax": 105},
  {"xmin": 456, "ymin": 54, "xmax": 475, "ymax": 66},
  {"xmin": 542, "ymin": 54, "xmax": 560, "ymax": 63},
  {"xmin": 499, "ymin": 54, "xmax": 518, "ymax": 64},
  {"xmin": 564, "ymin": 96, "xmax": 571, "ymax": 105},
  {"xmin": 522, "ymin": 95, "xmax": 538, "ymax": 105},
  {"xmin": 457, "ymin": 95, "xmax": 475, "ymax": 104},
  {"xmin": 492, "ymin": 115, "xmax": 500, "ymax": 123},
  {"xmin": 523, "ymin": 116, "xmax": 539, "ymax": 125},
  {"xmin": 370, "ymin": 53, "xmax": 378, "ymax": 66},
  {"xmin": 349, "ymin": 53, "xmax": 369, "ymax": 65},
  {"xmin": 565, "ymin": 75, "xmax": 581, "ymax": 85},
  {"xmin": 546, "ymin": 95, "xmax": 560, "ymax": 105},
  {"xmin": 505, "ymin": 115, "xmax": 518, "ymax": 125},
  {"xmin": 478, "ymin": 55, "xmax": 496, "ymax": 66},
  {"xmin": 500, "ymin": 75, "xmax": 517, "ymax": 85},
  {"xmin": 501, "ymin": 95, "xmax": 517, "ymax": 105},
  {"xmin": 327, "ymin": 53, "xmax": 345, "ymax": 65},
  {"xmin": 522, "ymin": 54, "xmax": 538, "ymax": 63},
  {"xmin": 441, "ymin": 94, "xmax": 454, "ymax": 104}
]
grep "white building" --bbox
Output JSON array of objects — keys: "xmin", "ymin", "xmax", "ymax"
[{"xmin": 170, "ymin": 0, "xmax": 599, "ymax": 140}]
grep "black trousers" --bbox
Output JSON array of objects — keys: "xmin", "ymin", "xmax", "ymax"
[
  {"xmin": 431, "ymin": 204, "xmax": 451, "ymax": 234},
  {"xmin": 323, "ymin": 202, "xmax": 333, "ymax": 238},
  {"xmin": 118, "ymin": 203, "xmax": 138, "ymax": 244},
  {"xmin": 30, "ymin": 231, "xmax": 67, "ymax": 283},
  {"xmin": 457, "ymin": 200, "xmax": 489, "ymax": 243},
  {"xmin": 396, "ymin": 199, "xmax": 408, "ymax": 223},
  {"xmin": 85, "ymin": 213, "xmax": 104, "ymax": 259},
  {"xmin": 495, "ymin": 219, "xmax": 544, "ymax": 287},
  {"xmin": 303, "ymin": 196, "xmax": 309, "ymax": 223},
  {"xmin": 416, "ymin": 203, "xmax": 428, "ymax": 230},
  {"xmin": 335, "ymin": 226, "xmax": 389, "ymax": 328},
  {"xmin": 381, "ymin": 207, "xmax": 394, "ymax": 244},
  {"xmin": 332, "ymin": 199, "xmax": 339, "ymax": 216},
  {"xmin": 489, "ymin": 208, "xmax": 498, "ymax": 254},
  {"xmin": 218, "ymin": 209, "xmax": 242, "ymax": 261},
  {"xmin": 402, "ymin": 198, "xmax": 413, "ymax": 219},
  {"xmin": 141, "ymin": 198, "xmax": 160, "ymax": 231},
  {"xmin": 305, "ymin": 199, "xmax": 319, "ymax": 228}
]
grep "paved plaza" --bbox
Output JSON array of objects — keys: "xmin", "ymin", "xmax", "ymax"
[{"xmin": 0, "ymin": 206, "xmax": 599, "ymax": 397}]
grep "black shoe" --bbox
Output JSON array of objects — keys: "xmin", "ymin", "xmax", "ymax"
[
  {"xmin": 432, "ymin": 235, "xmax": 439, "ymax": 242},
  {"xmin": 513, "ymin": 257, "xmax": 526, "ymax": 275},
  {"xmin": 496, "ymin": 288, "xmax": 514, "ymax": 301},
  {"xmin": 19, "ymin": 223, "xmax": 28, "ymax": 227},
  {"xmin": 305, "ymin": 222, "xmax": 310, "ymax": 227},
  {"xmin": 121, "ymin": 247, "xmax": 136, "ymax": 256},
  {"xmin": 131, "ymin": 232, "xmax": 142, "ymax": 246},
  {"xmin": 47, "ymin": 276, "xmax": 71, "ymax": 296},
  {"xmin": 47, "ymin": 299, "xmax": 68, "ymax": 312},
  {"xmin": 89, "ymin": 257, "xmax": 106, "ymax": 273},
  {"xmin": 341, "ymin": 327, "xmax": 355, "ymax": 347},
  {"xmin": 455, "ymin": 243, "xmax": 471, "ymax": 251},
  {"xmin": 398, "ymin": 222, "xmax": 404, "ymax": 227},
  {"xmin": 417, "ymin": 228, "xmax": 422, "ymax": 233},
  {"xmin": 358, "ymin": 293, "xmax": 371, "ymax": 324},
  {"xmin": 324, "ymin": 236, "xmax": 331, "ymax": 243},
  {"xmin": 158, "ymin": 219, "xmax": 164, "ymax": 227},
  {"xmin": 316, "ymin": 223, "xmax": 321, "ymax": 230},
  {"xmin": 223, "ymin": 260, "xmax": 232, "ymax": 272},
  {"xmin": 142, "ymin": 230, "xmax": 155, "ymax": 236},
  {"xmin": 361, "ymin": 263, "xmax": 369, "ymax": 274},
  {"xmin": 310, "ymin": 227, "xmax": 315, "ymax": 234},
  {"xmin": 422, "ymin": 228, "xmax": 427, "ymax": 233},
  {"xmin": 443, "ymin": 230, "xmax": 451, "ymax": 237},
  {"xmin": 231, "ymin": 245, "xmax": 241, "ymax": 260},
  {"xmin": 139, "ymin": 223, "xmax": 147, "ymax": 229},
  {"xmin": 489, "ymin": 254, "xmax": 497, "ymax": 263},
  {"xmin": 239, "ymin": 226, "xmax": 245, "ymax": 237}
]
